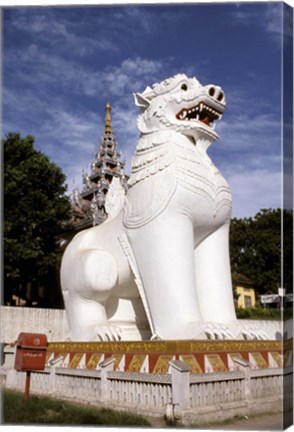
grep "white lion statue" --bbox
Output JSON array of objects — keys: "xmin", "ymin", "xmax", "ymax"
[{"xmin": 61, "ymin": 74, "xmax": 268, "ymax": 341}]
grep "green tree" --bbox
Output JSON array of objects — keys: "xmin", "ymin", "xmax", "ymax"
[
  {"xmin": 3, "ymin": 133, "xmax": 71, "ymax": 307},
  {"xmin": 230, "ymin": 208, "xmax": 293, "ymax": 296}
]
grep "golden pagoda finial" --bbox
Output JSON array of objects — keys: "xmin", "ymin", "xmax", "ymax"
[{"xmin": 105, "ymin": 102, "xmax": 112, "ymax": 133}]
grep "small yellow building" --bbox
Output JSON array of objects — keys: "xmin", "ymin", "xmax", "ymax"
[{"xmin": 235, "ymin": 275, "xmax": 256, "ymax": 309}]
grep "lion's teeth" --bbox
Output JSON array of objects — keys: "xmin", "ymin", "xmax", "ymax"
[{"xmin": 199, "ymin": 103, "xmax": 203, "ymax": 112}]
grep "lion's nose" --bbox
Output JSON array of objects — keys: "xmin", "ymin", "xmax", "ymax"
[{"xmin": 206, "ymin": 85, "xmax": 225, "ymax": 103}]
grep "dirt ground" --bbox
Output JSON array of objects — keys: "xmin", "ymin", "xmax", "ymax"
[
  {"xmin": 146, "ymin": 410, "xmax": 293, "ymax": 430},
  {"xmin": 217, "ymin": 411, "xmax": 293, "ymax": 430}
]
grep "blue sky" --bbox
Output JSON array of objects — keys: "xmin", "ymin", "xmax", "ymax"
[{"xmin": 2, "ymin": 2, "xmax": 292, "ymax": 218}]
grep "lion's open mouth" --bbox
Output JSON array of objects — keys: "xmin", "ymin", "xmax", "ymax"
[{"xmin": 176, "ymin": 101, "xmax": 222, "ymax": 128}]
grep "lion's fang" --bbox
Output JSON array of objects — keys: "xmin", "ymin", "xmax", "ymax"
[{"xmin": 179, "ymin": 111, "xmax": 187, "ymax": 119}]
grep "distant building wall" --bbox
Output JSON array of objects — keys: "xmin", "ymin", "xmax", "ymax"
[
  {"xmin": 0, "ymin": 306, "xmax": 69, "ymax": 343},
  {"xmin": 0, "ymin": 306, "xmax": 150, "ymax": 343},
  {"xmin": 0, "ymin": 306, "xmax": 290, "ymax": 343},
  {"xmin": 236, "ymin": 286, "xmax": 256, "ymax": 308}
]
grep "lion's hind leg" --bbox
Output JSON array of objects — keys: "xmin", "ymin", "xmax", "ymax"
[
  {"xmin": 64, "ymin": 294, "xmax": 121, "ymax": 341},
  {"xmin": 61, "ymin": 248, "xmax": 121, "ymax": 341}
]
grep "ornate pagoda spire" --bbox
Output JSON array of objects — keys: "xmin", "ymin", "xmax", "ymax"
[
  {"xmin": 105, "ymin": 102, "xmax": 112, "ymax": 133},
  {"xmin": 68, "ymin": 101, "xmax": 128, "ymax": 229}
]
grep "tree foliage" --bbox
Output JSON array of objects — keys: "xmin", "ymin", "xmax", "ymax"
[
  {"xmin": 4, "ymin": 133, "xmax": 71, "ymax": 307},
  {"xmin": 230, "ymin": 208, "xmax": 293, "ymax": 295}
]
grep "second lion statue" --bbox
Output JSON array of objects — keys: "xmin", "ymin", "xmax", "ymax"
[{"xmin": 61, "ymin": 74, "xmax": 267, "ymax": 341}]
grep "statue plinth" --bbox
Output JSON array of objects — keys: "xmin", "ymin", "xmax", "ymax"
[{"xmin": 47, "ymin": 339, "xmax": 291, "ymax": 374}]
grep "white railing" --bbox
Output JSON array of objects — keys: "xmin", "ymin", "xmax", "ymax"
[
  {"xmin": 189, "ymin": 371, "xmax": 245, "ymax": 407},
  {"xmin": 2, "ymin": 351, "xmax": 292, "ymax": 424},
  {"xmin": 250, "ymin": 368, "xmax": 285, "ymax": 399},
  {"xmin": 107, "ymin": 371, "xmax": 172, "ymax": 408}
]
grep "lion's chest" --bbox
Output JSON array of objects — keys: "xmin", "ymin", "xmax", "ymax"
[
  {"xmin": 124, "ymin": 132, "xmax": 232, "ymax": 230},
  {"xmin": 172, "ymin": 140, "xmax": 232, "ymax": 218}
]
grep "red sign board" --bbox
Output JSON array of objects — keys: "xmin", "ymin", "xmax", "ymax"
[{"xmin": 14, "ymin": 332, "xmax": 48, "ymax": 372}]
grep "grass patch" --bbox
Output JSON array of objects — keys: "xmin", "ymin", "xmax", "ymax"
[
  {"xmin": 2, "ymin": 389, "xmax": 151, "ymax": 426},
  {"xmin": 236, "ymin": 306, "xmax": 292, "ymax": 321}
]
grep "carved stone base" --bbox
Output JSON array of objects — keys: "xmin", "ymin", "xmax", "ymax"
[{"xmin": 47, "ymin": 338, "xmax": 292, "ymax": 374}]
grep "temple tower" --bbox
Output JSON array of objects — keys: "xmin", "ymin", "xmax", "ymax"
[{"xmin": 70, "ymin": 102, "xmax": 127, "ymax": 229}]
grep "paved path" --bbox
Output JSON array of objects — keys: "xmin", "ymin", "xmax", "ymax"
[
  {"xmin": 219, "ymin": 412, "xmax": 292, "ymax": 430},
  {"xmin": 146, "ymin": 410, "xmax": 293, "ymax": 430}
]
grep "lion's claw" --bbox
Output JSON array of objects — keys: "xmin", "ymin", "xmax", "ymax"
[{"xmin": 96, "ymin": 325, "xmax": 122, "ymax": 342}]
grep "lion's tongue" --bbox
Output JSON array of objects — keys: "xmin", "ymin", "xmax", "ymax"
[{"xmin": 202, "ymin": 117, "xmax": 210, "ymax": 125}]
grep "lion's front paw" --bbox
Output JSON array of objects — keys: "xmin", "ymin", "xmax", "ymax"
[
  {"xmin": 204, "ymin": 325, "xmax": 234, "ymax": 340},
  {"xmin": 96, "ymin": 325, "xmax": 122, "ymax": 342},
  {"xmin": 203, "ymin": 321, "xmax": 269, "ymax": 340},
  {"xmin": 241, "ymin": 327, "xmax": 268, "ymax": 340}
]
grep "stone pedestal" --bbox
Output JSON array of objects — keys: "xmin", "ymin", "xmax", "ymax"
[
  {"xmin": 170, "ymin": 359, "xmax": 191, "ymax": 411},
  {"xmin": 100, "ymin": 357, "xmax": 115, "ymax": 401}
]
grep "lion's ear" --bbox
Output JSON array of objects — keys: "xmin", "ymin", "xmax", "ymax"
[{"xmin": 133, "ymin": 92, "xmax": 150, "ymax": 108}]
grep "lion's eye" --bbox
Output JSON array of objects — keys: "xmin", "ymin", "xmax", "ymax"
[{"xmin": 181, "ymin": 83, "xmax": 188, "ymax": 91}]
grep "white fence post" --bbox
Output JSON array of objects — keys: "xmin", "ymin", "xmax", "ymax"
[
  {"xmin": 49, "ymin": 366, "xmax": 56, "ymax": 395},
  {"xmin": 3, "ymin": 346, "xmax": 17, "ymax": 389},
  {"xmin": 48, "ymin": 355, "xmax": 64, "ymax": 395},
  {"xmin": 233, "ymin": 357, "xmax": 251, "ymax": 400},
  {"xmin": 169, "ymin": 359, "xmax": 191, "ymax": 411},
  {"xmin": 100, "ymin": 357, "xmax": 115, "ymax": 402}
]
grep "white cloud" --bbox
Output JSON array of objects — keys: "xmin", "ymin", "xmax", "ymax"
[
  {"xmin": 111, "ymin": 104, "xmax": 139, "ymax": 173},
  {"xmin": 4, "ymin": 54, "xmax": 283, "ymax": 216},
  {"xmin": 84, "ymin": 57, "xmax": 167, "ymax": 99},
  {"xmin": 3, "ymin": 86, "xmax": 48, "ymax": 115},
  {"xmin": 38, "ymin": 107, "xmax": 103, "ymax": 183},
  {"xmin": 60, "ymin": 103, "xmax": 139, "ymax": 190},
  {"xmin": 3, "ymin": 49, "xmax": 168, "ymax": 191},
  {"xmin": 6, "ymin": 42, "xmax": 167, "ymax": 101},
  {"xmin": 212, "ymin": 79, "xmax": 281, "ymax": 169},
  {"xmin": 216, "ymin": 113, "xmax": 280, "ymax": 154},
  {"xmin": 230, "ymin": 2, "xmax": 283, "ymax": 44},
  {"xmin": 209, "ymin": 81, "xmax": 282, "ymax": 218},
  {"xmin": 228, "ymin": 168, "xmax": 282, "ymax": 218},
  {"xmin": 5, "ymin": 44, "xmax": 84, "ymax": 90},
  {"xmin": 8, "ymin": 9, "xmax": 119, "ymax": 55},
  {"xmin": 3, "ymin": 4, "xmax": 284, "ymax": 217},
  {"xmin": 3, "ymin": 83, "xmax": 102, "ymax": 189},
  {"xmin": 41, "ymin": 110, "xmax": 100, "ymax": 147},
  {"xmin": 112, "ymin": 105, "xmax": 138, "ymax": 137}
]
